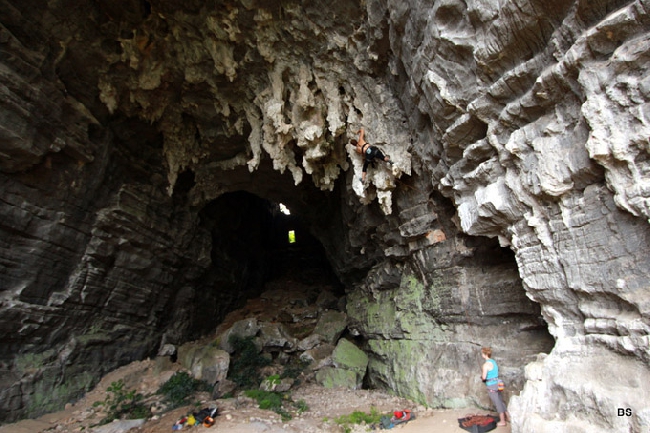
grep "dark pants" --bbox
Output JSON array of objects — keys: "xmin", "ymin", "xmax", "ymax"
[
  {"xmin": 363, "ymin": 146, "xmax": 387, "ymax": 173},
  {"xmin": 487, "ymin": 387, "xmax": 507, "ymax": 413}
]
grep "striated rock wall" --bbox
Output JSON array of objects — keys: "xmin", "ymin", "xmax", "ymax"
[
  {"xmin": 1, "ymin": 0, "xmax": 649, "ymax": 431},
  {"xmin": 378, "ymin": 0, "xmax": 650, "ymax": 430}
]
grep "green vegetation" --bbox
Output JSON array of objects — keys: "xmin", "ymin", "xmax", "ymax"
[
  {"xmin": 294, "ymin": 399, "xmax": 309, "ymax": 414},
  {"xmin": 335, "ymin": 407, "xmax": 383, "ymax": 433},
  {"xmin": 245, "ymin": 389, "xmax": 283, "ymax": 411},
  {"xmin": 266, "ymin": 374, "xmax": 281, "ymax": 385},
  {"xmin": 244, "ymin": 389, "xmax": 291, "ymax": 420},
  {"xmin": 244, "ymin": 389, "xmax": 309, "ymax": 421},
  {"xmin": 93, "ymin": 380, "xmax": 148, "ymax": 425},
  {"xmin": 157, "ymin": 371, "xmax": 210, "ymax": 408},
  {"xmin": 227, "ymin": 335, "xmax": 271, "ymax": 388},
  {"xmin": 281, "ymin": 357, "xmax": 310, "ymax": 381}
]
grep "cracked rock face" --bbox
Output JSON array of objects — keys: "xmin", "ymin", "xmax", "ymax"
[{"xmin": 1, "ymin": 0, "xmax": 649, "ymax": 431}]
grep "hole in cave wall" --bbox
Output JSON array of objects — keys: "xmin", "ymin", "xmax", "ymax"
[
  {"xmin": 185, "ymin": 190, "xmax": 344, "ymax": 337},
  {"xmin": 461, "ymin": 235, "xmax": 556, "ymax": 389},
  {"xmin": 172, "ymin": 169, "xmax": 196, "ymax": 206}
]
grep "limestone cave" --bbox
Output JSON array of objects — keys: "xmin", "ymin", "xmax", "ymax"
[{"xmin": 1, "ymin": 0, "xmax": 649, "ymax": 431}]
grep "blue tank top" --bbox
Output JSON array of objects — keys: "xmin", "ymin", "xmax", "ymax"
[{"xmin": 485, "ymin": 359, "xmax": 498, "ymax": 385}]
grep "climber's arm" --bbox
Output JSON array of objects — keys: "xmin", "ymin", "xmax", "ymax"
[{"xmin": 357, "ymin": 128, "xmax": 366, "ymax": 147}]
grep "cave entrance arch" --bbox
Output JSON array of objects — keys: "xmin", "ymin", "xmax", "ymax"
[{"xmin": 188, "ymin": 190, "xmax": 344, "ymax": 337}]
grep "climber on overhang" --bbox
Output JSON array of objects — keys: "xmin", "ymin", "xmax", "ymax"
[{"xmin": 350, "ymin": 127, "xmax": 393, "ymax": 182}]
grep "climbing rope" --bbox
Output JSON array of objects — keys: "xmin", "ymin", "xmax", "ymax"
[{"xmin": 460, "ymin": 414, "xmax": 498, "ymax": 427}]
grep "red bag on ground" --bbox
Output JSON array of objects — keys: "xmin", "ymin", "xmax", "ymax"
[{"xmin": 457, "ymin": 414, "xmax": 499, "ymax": 432}]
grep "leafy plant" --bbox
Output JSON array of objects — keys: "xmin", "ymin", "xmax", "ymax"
[
  {"xmin": 245, "ymin": 389, "xmax": 283, "ymax": 412},
  {"xmin": 227, "ymin": 335, "xmax": 270, "ymax": 388},
  {"xmin": 244, "ymin": 389, "xmax": 309, "ymax": 421},
  {"xmin": 335, "ymin": 407, "xmax": 382, "ymax": 433},
  {"xmin": 266, "ymin": 374, "xmax": 281, "ymax": 385},
  {"xmin": 157, "ymin": 371, "xmax": 209, "ymax": 408},
  {"xmin": 295, "ymin": 399, "xmax": 309, "ymax": 414},
  {"xmin": 93, "ymin": 379, "xmax": 148, "ymax": 425}
]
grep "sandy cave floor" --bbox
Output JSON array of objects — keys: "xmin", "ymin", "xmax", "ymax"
[{"xmin": 0, "ymin": 359, "xmax": 511, "ymax": 433}]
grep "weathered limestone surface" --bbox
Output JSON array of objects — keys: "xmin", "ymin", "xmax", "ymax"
[
  {"xmin": 385, "ymin": 0, "xmax": 650, "ymax": 430},
  {"xmin": 1, "ymin": 0, "xmax": 649, "ymax": 431}
]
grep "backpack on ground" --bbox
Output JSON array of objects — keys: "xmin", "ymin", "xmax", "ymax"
[
  {"xmin": 457, "ymin": 414, "xmax": 499, "ymax": 433},
  {"xmin": 379, "ymin": 415, "xmax": 394, "ymax": 429},
  {"xmin": 194, "ymin": 407, "xmax": 218, "ymax": 427}
]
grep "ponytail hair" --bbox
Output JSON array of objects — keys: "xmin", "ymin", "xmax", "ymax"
[{"xmin": 351, "ymin": 139, "xmax": 362, "ymax": 154}]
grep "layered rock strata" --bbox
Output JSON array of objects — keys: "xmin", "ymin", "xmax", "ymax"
[{"xmin": 382, "ymin": 0, "xmax": 650, "ymax": 430}]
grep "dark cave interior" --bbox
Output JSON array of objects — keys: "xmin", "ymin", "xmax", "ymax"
[{"xmin": 187, "ymin": 190, "xmax": 345, "ymax": 337}]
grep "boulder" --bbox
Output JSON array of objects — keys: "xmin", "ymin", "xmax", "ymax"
[
  {"xmin": 300, "ymin": 343, "xmax": 335, "ymax": 370},
  {"xmin": 213, "ymin": 379, "xmax": 237, "ymax": 399},
  {"xmin": 178, "ymin": 343, "xmax": 230, "ymax": 385},
  {"xmin": 218, "ymin": 319, "xmax": 260, "ymax": 353},
  {"xmin": 260, "ymin": 376, "xmax": 295, "ymax": 392},
  {"xmin": 157, "ymin": 344, "xmax": 177, "ymax": 357},
  {"xmin": 312, "ymin": 311, "xmax": 347, "ymax": 345},
  {"xmin": 331, "ymin": 338, "xmax": 368, "ymax": 376},
  {"xmin": 315, "ymin": 290, "xmax": 339, "ymax": 310},
  {"xmin": 257, "ymin": 321, "xmax": 298, "ymax": 351},
  {"xmin": 313, "ymin": 339, "xmax": 368, "ymax": 389},
  {"xmin": 315, "ymin": 367, "xmax": 360, "ymax": 390},
  {"xmin": 297, "ymin": 334, "xmax": 324, "ymax": 351}
]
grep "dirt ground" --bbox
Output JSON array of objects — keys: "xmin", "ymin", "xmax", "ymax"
[{"xmin": 0, "ymin": 359, "xmax": 511, "ymax": 433}]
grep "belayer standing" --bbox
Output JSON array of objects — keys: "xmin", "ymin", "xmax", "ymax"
[
  {"xmin": 350, "ymin": 128, "xmax": 392, "ymax": 182},
  {"xmin": 481, "ymin": 347, "xmax": 510, "ymax": 427}
]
